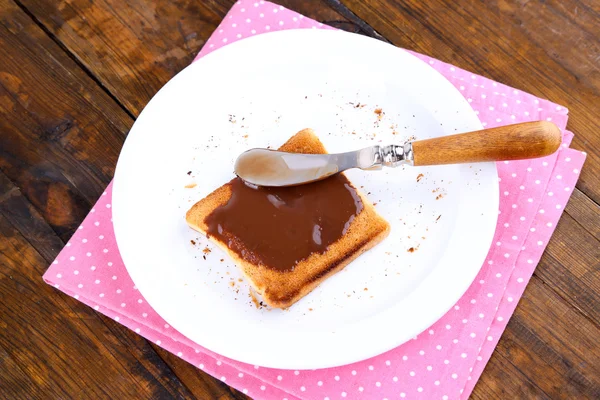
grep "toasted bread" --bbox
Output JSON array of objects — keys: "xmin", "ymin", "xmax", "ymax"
[{"xmin": 186, "ymin": 129, "xmax": 390, "ymax": 309}]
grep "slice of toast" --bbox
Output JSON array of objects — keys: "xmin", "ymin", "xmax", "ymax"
[{"xmin": 186, "ymin": 128, "xmax": 390, "ymax": 309}]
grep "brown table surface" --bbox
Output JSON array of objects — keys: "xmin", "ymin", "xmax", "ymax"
[{"xmin": 1, "ymin": 0, "xmax": 599, "ymax": 398}]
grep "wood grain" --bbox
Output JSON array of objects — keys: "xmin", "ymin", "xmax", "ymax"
[
  {"xmin": 470, "ymin": 351, "xmax": 548, "ymax": 399},
  {"xmin": 0, "ymin": 0, "xmax": 598, "ymax": 398},
  {"xmin": 0, "ymin": 0, "xmax": 130, "ymax": 241},
  {"xmin": 537, "ymin": 212, "xmax": 600, "ymax": 324},
  {"xmin": 498, "ymin": 275, "xmax": 600, "ymax": 399},
  {"xmin": 412, "ymin": 121, "xmax": 562, "ymax": 166},
  {"xmin": 0, "ymin": 173, "xmax": 193, "ymax": 399},
  {"xmin": 564, "ymin": 188, "xmax": 600, "ymax": 241},
  {"xmin": 14, "ymin": 0, "xmax": 223, "ymax": 115}
]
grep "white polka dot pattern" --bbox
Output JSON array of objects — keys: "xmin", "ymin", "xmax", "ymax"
[{"xmin": 42, "ymin": 1, "xmax": 587, "ymax": 400}]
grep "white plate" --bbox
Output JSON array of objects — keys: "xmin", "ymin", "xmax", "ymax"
[{"xmin": 113, "ymin": 29, "xmax": 498, "ymax": 370}]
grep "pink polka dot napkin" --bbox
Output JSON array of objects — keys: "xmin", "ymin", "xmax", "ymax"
[{"xmin": 43, "ymin": 1, "xmax": 587, "ymax": 399}]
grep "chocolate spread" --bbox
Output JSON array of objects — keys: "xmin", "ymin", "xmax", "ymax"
[{"xmin": 204, "ymin": 176, "xmax": 363, "ymax": 272}]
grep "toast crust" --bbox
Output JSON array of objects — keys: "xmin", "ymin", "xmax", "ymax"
[{"xmin": 186, "ymin": 129, "xmax": 390, "ymax": 308}]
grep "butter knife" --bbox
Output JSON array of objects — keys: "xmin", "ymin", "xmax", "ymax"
[{"xmin": 234, "ymin": 121, "xmax": 561, "ymax": 187}]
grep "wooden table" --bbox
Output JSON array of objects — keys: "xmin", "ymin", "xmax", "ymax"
[{"xmin": 1, "ymin": 0, "xmax": 598, "ymax": 398}]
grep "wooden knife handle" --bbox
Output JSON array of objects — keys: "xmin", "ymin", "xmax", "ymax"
[{"xmin": 411, "ymin": 121, "xmax": 562, "ymax": 166}]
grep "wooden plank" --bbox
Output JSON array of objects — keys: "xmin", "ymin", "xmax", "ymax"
[
  {"xmin": 565, "ymin": 188, "xmax": 600, "ymax": 241},
  {"xmin": 0, "ymin": 218, "xmax": 178, "ymax": 397},
  {"xmin": 545, "ymin": 209, "xmax": 599, "ymax": 284},
  {"xmin": 0, "ymin": 171, "xmax": 198, "ymax": 399},
  {"xmin": 0, "ymin": 343, "xmax": 44, "ymax": 399},
  {"xmin": 471, "ymin": 350, "xmax": 549, "ymax": 399},
  {"xmin": 0, "ymin": 0, "xmax": 131, "ymax": 242},
  {"xmin": 473, "ymin": 273, "xmax": 600, "ymax": 399},
  {"xmin": 336, "ymin": 0, "xmax": 600, "ymax": 205},
  {"xmin": 492, "ymin": 275, "xmax": 600, "ymax": 399},
  {"xmin": 535, "ymin": 212, "xmax": 600, "ymax": 324},
  {"xmin": 14, "ymin": 0, "xmax": 223, "ymax": 115},
  {"xmin": 0, "ymin": 176, "xmax": 65, "ymax": 263}
]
